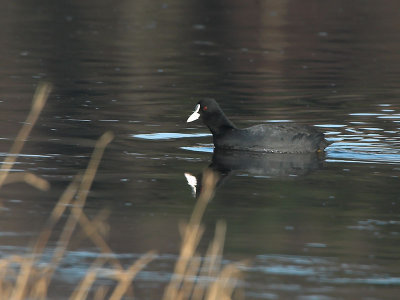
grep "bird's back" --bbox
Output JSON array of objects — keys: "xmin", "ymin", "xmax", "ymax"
[{"xmin": 214, "ymin": 123, "xmax": 327, "ymax": 153}]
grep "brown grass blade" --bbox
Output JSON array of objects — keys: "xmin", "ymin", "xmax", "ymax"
[
  {"xmin": 69, "ymin": 257, "xmax": 107, "ymax": 300},
  {"xmin": 0, "ymin": 82, "xmax": 52, "ymax": 188},
  {"xmin": 109, "ymin": 251, "xmax": 156, "ymax": 300}
]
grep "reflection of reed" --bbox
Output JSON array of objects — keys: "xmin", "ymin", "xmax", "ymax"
[{"xmin": 0, "ymin": 84, "xmax": 246, "ymax": 300}]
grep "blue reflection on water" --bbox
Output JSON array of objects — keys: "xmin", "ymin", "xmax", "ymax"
[
  {"xmin": 326, "ymin": 141, "xmax": 400, "ymax": 164},
  {"xmin": 132, "ymin": 132, "xmax": 211, "ymax": 140},
  {"xmin": 180, "ymin": 146, "xmax": 214, "ymax": 153}
]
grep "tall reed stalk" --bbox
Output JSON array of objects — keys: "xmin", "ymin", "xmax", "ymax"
[{"xmin": 0, "ymin": 83, "xmax": 246, "ymax": 300}]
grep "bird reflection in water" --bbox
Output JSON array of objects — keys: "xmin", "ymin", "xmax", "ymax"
[{"xmin": 185, "ymin": 149, "xmax": 325, "ymax": 198}]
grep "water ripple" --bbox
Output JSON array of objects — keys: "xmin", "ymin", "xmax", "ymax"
[{"xmin": 132, "ymin": 132, "xmax": 211, "ymax": 140}]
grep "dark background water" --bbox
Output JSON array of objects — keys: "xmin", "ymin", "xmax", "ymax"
[{"xmin": 1, "ymin": 0, "xmax": 400, "ymax": 299}]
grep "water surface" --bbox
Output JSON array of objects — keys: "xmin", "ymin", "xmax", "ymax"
[{"xmin": 1, "ymin": 0, "xmax": 400, "ymax": 299}]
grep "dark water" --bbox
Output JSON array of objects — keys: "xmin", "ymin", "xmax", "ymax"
[{"xmin": 1, "ymin": 0, "xmax": 400, "ymax": 299}]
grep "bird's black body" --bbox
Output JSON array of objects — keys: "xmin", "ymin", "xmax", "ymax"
[{"xmin": 187, "ymin": 99, "xmax": 327, "ymax": 153}]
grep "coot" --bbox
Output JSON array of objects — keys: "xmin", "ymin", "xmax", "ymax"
[{"xmin": 187, "ymin": 99, "xmax": 327, "ymax": 153}]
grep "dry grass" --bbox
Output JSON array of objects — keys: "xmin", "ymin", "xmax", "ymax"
[
  {"xmin": 163, "ymin": 169, "xmax": 246, "ymax": 300},
  {"xmin": 0, "ymin": 83, "xmax": 246, "ymax": 300}
]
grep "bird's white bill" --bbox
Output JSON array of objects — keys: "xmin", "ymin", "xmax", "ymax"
[{"xmin": 187, "ymin": 104, "xmax": 200, "ymax": 122}]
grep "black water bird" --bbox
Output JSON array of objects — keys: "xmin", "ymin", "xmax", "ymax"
[{"xmin": 187, "ymin": 99, "xmax": 327, "ymax": 153}]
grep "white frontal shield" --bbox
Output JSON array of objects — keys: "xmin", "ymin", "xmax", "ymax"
[{"xmin": 187, "ymin": 104, "xmax": 201, "ymax": 122}]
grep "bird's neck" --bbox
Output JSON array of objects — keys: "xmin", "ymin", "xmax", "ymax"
[{"xmin": 205, "ymin": 113, "xmax": 236, "ymax": 136}]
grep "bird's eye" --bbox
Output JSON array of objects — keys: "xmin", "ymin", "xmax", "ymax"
[{"xmin": 203, "ymin": 106, "xmax": 208, "ymax": 111}]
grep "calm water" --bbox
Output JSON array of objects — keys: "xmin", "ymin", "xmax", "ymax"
[{"xmin": 1, "ymin": 0, "xmax": 400, "ymax": 299}]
